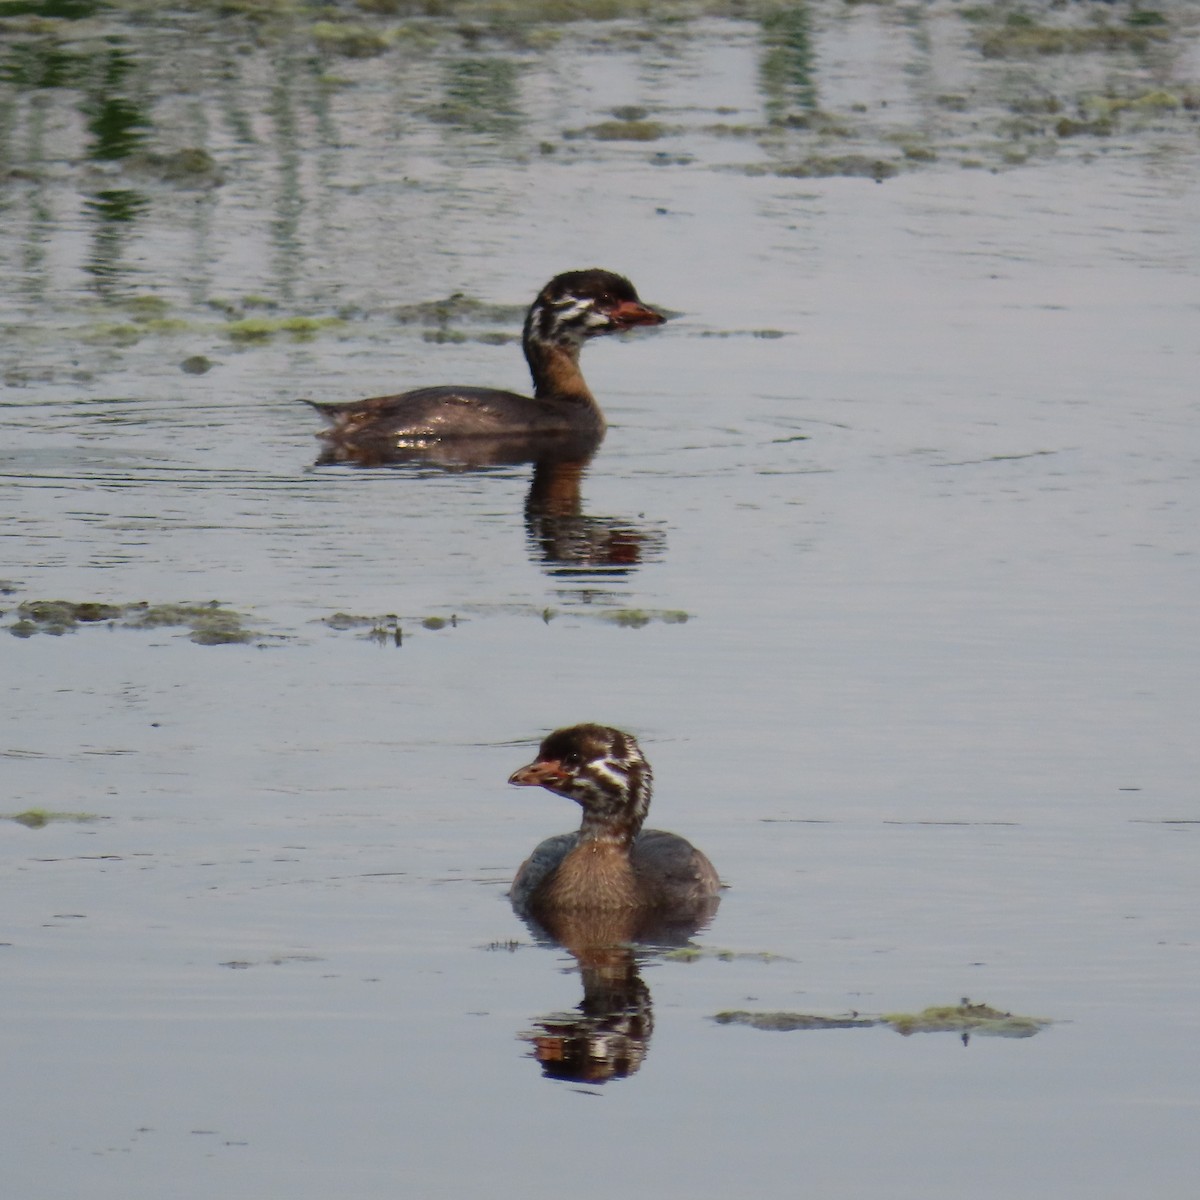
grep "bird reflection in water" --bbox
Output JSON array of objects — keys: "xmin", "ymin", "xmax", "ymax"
[
  {"xmin": 312, "ymin": 433, "xmax": 665, "ymax": 580},
  {"xmin": 514, "ymin": 902, "xmax": 719, "ymax": 1084},
  {"xmin": 524, "ymin": 457, "xmax": 665, "ymax": 580}
]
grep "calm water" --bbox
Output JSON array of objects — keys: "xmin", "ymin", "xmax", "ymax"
[{"xmin": 2, "ymin": 3, "xmax": 1198, "ymax": 1197}]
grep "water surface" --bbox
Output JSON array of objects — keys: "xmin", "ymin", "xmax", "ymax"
[{"xmin": 2, "ymin": 3, "xmax": 1198, "ymax": 1197}]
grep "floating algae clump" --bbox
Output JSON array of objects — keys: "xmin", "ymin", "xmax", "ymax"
[
  {"xmin": 772, "ymin": 155, "xmax": 899, "ymax": 180},
  {"xmin": 8, "ymin": 600, "xmax": 259, "ymax": 644},
  {"xmin": 126, "ymin": 602, "xmax": 255, "ymax": 644},
  {"xmin": 882, "ymin": 1000, "xmax": 1051, "ymax": 1038},
  {"xmin": 311, "ymin": 21, "xmax": 391, "ymax": 58},
  {"xmin": 6, "ymin": 810, "xmax": 105, "ymax": 828},
  {"xmin": 223, "ymin": 316, "xmax": 344, "ymax": 342},
  {"xmin": 602, "ymin": 608, "xmax": 691, "ymax": 627},
  {"xmin": 14, "ymin": 601, "xmax": 124, "ymax": 634},
  {"xmin": 587, "ymin": 119, "xmax": 666, "ymax": 141}
]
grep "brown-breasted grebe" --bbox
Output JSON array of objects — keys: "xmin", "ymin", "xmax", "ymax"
[
  {"xmin": 508, "ymin": 724, "xmax": 720, "ymax": 915},
  {"xmin": 305, "ymin": 270, "xmax": 664, "ymax": 446}
]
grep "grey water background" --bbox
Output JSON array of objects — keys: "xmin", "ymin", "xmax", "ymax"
[{"xmin": 2, "ymin": 2, "xmax": 1198, "ymax": 1197}]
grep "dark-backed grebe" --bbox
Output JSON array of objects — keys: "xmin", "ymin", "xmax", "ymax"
[
  {"xmin": 508, "ymin": 724, "xmax": 720, "ymax": 914},
  {"xmin": 305, "ymin": 270, "xmax": 664, "ymax": 446}
]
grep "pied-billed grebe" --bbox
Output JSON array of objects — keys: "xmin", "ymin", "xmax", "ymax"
[
  {"xmin": 508, "ymin": 724, "xmax": 720, "ymax": 914},
  {"xmin": 305, "ymin": 270, "xmax": 664, "ymax": 445}
]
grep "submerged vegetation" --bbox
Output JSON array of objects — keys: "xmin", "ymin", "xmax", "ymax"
[
  {"xmin": 0, "ymin": 595, "xmax": 693, "ymax": 645},
  {"xmin": 715, "ymin": 999, "xmax": 1053, "ymax": 1040},
  {"xmin": 975, "ymin": 10, "xmax": 1173, "ymax": 59},
  {"xmin": 0, "ymin": 0, "xmax": 1193, "ymax": 228},
  {"xmin": 0, "ymin": 0, "xmax": 1194, "ymax": 359},
  {"xmin": 578, "ymin": 119, "xmax": 667, "ymax": 141},
  {"xmin": 45, "ymin": 287, "xmax": 538, "ymax": 350},
  {"xmin": 664, "ymin": 946, "xmax": 792, "ymax": 963},
  {"xmin": 321, "ymin": 604, "xmax": 692, "ymax": 643}
]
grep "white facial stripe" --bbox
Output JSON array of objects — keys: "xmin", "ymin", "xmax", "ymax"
[
  {"xmin": 589, "ymin": 759, "xmax": 627, "ymax": 791},
  {"xmin": 553, "ymin": 298, "xmax": 591, "ymax": 321}
]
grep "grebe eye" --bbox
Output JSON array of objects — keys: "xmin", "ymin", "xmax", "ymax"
[{"xmin": 562, "ymin": 751, "xmax": 581, "ymax": 768}]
